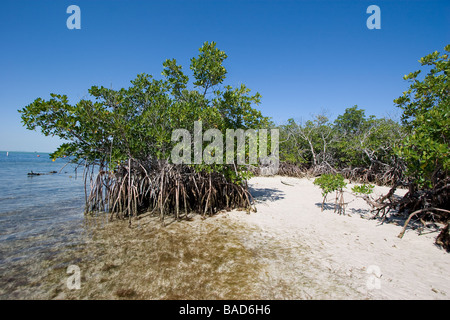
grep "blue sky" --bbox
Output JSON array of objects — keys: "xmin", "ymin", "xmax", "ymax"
[{"xmin": 0, "ymin": 0, "xmax": 449, "ymax": 152}]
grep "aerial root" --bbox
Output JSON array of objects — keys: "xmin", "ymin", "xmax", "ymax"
[{"xmin": 84, "ymin": 160, "xmax": 255, "ymax": 224}]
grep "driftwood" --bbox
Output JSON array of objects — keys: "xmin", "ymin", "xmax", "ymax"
[{"xmin": 280, "ymin": 180, "xmax": 295, "ymax": 187}]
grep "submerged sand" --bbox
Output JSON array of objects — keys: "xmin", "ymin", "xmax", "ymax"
[{"xmin": 2, "ymin": 176, "xmax": 449, "ymax": 299}]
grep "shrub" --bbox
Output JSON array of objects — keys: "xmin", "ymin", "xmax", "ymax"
[{"xmin": 313, "ymin": 173, "xmax": 347, "ymax": 214}]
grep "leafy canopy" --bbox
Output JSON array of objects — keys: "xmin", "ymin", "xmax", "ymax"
[
  {"xmin": 313, "ymin": 173, "xmax": 347, "ymax": 198},
  {"xmin": 19, "ymin": 42, "xmax": 270, "ymax": 180},
  {"xmin": 394, "ymin": 44, "xmax": 450, "ymax": 187},
  {"xmin": 279, "ymin": 106, "xmax": 403, "ymax": 171}
]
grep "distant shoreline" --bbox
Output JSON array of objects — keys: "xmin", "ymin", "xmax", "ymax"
[{"xmin": 1, "ymin": 151, "xmax": 51, "ymax": 154}]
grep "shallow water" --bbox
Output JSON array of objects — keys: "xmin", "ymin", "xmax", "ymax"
[{"xmin": 0, "ymin": 151, "xmax": 88, "ymax": 298}]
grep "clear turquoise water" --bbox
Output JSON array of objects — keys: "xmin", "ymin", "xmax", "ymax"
[{"xmin": 0, "ymin": 151, "xmax": 88, "ymax": 296}]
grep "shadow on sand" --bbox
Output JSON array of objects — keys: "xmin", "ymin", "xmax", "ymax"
[{"xmin": 249, "ymin": 187, "xmax": 285, "ymax": 203}]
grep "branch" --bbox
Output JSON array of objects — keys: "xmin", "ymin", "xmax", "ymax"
[{"xmin": 398, "ymin": 207, "xmax": 450, "ymax": 239}]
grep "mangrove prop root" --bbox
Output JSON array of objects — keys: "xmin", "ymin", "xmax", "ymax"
[
  {"xmin": 398, "ymin": 208, "xmax": 450, "ymax": 239},
  {"xmin": 83, "ymin": 160, "xmax": 254, "ymax": 224},
  {"xmin": 436, "ymin": 224, "xmax": 450, "ymax": 253}
]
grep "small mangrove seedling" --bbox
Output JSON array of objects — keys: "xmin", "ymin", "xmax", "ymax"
[{"xmin": 313, "ymin": 173, "xmax": 347, "ymax": 214}]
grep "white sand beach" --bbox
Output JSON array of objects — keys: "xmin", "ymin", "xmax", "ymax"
[{"xmin": 220, "ymin": 176, "xmax": 450, "ymax": 300}]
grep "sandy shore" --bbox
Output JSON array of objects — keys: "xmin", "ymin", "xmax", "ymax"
[{"xmin": 225, "ymin": 176, "xmax": 450, "ymax": 299}]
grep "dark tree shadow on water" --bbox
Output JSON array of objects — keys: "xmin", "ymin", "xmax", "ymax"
[{"xmin": 249, "ymin": 187, "xmax": 285, "ymax": 203}]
